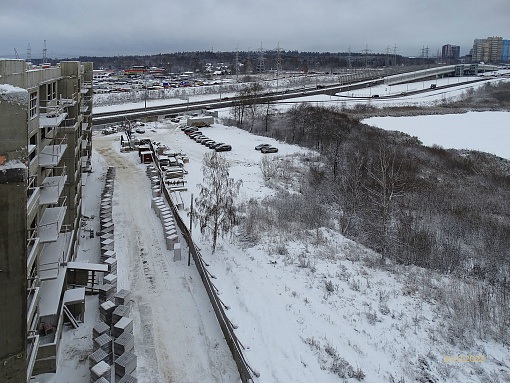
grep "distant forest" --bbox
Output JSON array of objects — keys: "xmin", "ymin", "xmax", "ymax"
[{"xmin": 47, "ymin": 50, "xmax": 436, "ymax": 74}]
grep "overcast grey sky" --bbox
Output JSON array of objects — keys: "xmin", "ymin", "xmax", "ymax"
[{"xmin": 1, "ymin": 0, "xmax": 508, "ymax": 59}]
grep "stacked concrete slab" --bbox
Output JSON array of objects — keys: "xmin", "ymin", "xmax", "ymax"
[
  {"xmin": 90, "ymin": 361, "xmax": 111, "ymax": 382},
  {"xmin": 146, "ymin": 164, "xmax": 182, "ymax": 261},
  {"xmin": 117, "ymin": 374, "xmax": 138, "ymax": 383},
  {"xmin": 88, "ymin": 167, "xmax": 138, "ymax": 381},
  {"xmin": 99, "ymin": 167, "xmax": 116, "ymax": 303}
]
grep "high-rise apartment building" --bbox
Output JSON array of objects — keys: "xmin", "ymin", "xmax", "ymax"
[
  {"xmin": 472, "ymin": 36, "xmax": 503, "ymax": 63},
  {"xmin": 502, "ymin": 40, "xmax": 510, "ymax": 62},
  {"xmin": 0, "ymin": 59, "xmax": 93, "ymax": 382},
  {"xmin": 441, "ymin": 44, "xmax": 460, "ymax": 64}
]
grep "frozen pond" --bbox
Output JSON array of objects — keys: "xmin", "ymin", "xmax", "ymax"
[{"xmin": 364, "ymin": 111, "xmax": 510, "ymax": 159}]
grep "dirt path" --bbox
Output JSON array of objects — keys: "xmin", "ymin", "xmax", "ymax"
[{"xmin": 93, "ymin": 135, "xmax": 240, "ymax": 383}]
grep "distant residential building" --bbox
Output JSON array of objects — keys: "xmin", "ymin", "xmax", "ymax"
[
  {"xmin": 441, "ymin": 44, "xmax": 460, "ymax": 64},
  {"xmin": 0, "ymin": 59, "xmax": 93, "ymax": 382},
  {"xmin": 502, "ymin": 40, "xmax": 510, "ymax": 62},
  {"xmin": 472, "ymin": 36, "xmax": 503, "ymax": 63}
]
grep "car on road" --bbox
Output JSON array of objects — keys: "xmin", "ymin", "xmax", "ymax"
[
  {"xmin": 260, "ymin": 146, "xmax": 278, "ymax": 153},
  {"xmin": 215, "ymin": 144, "xmax": 232, "ymax": 152},
  {"xmin": 135, "ymin": 127, "xmax": 145, "ymax": 134},
  {"xmin": 255, "ymin": 143, "xmax": 272, "ymax": 150}
]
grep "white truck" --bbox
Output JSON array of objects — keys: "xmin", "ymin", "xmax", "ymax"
[{"xmin": 186, "ymin": 116, "xmax": 214, "ymax": 127}]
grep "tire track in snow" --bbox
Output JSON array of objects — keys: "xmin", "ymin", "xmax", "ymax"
[{"xmin": 93, "ymin": 133, "xmax": 240, "ymax": 383}]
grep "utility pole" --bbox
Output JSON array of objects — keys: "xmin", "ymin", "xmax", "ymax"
[{"xmin": 188, "ymin": 194, "xmax": 193, "ymax": 266}]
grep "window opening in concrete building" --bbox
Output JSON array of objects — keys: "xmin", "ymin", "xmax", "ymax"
[{"xmin": 30, "ymin": 91, "xmax": 38, "ymax": 119}]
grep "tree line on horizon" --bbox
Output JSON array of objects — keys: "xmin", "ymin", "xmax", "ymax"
[{"xmin": 49, "ymin": 50, "xmax": 435, "ymax": 74}]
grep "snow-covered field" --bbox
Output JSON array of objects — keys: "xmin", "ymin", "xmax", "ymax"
[
  {"xmin": 44, "ymin": 73, "xmax": 510, "ymax": 383},
  {"xmin": 82, "ymin": 114, "xmax": 509, "ymax": 383},
  {"xmin": 364, "ymin": 111, "xmax": 510, "ymax": 160}
]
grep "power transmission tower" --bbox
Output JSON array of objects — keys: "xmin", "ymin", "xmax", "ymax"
[
  {"xmin": 385, "ymin": 45, "xmax": 390, "ymax": 67},
  {"xmin": 393, "ymin": 44, "xmax": 398, "ymax": 66},
  {"xmin": 275, "ymin": 42, "xmax": 282, "ymax": 76},
  {"xmin": 27, "ymin": 43, "xmax": 31, "ymax": 62},
  {"xmin": 362, "ymin": 44, "xmax": 371, "ymax": 68},
  {"xmin": 14, "ymin": 47, "xmax": 19, "ymax": 59},
  {"xmin": 43, "ymin": 40, "xmax": 48, "ymax": 64},
  {"xmin": 246, "ymin": 48, "xmax": 252, "ymax": 74},
  {"xmin": 235, "ymin": 45, "xmax": 239, "ymax": 81},
  {"xmin": 275, "ymin": 42, "xmax": 283, "ymax": 93},
  {"xmin": 348, "ymin": 46, "xmax": 352, "ymax": 69},
  {"xmin": 257, "ymin": 43, "xmax": 265, "ymax": 73}
]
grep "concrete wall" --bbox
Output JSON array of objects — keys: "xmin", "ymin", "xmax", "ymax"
[{"xmin": 0, "ymin": 98, "xmax": 29, "ymax": 382}]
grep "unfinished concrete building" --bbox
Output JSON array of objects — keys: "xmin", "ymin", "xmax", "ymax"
[{"xmin": 0, "ymin": 59, "xmax": 93, "ymax": 382}]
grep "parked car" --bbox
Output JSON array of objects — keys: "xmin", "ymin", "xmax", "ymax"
[
  {"xmin": 261, "ymin": 146, "xmax": 278, "ymax": 153},
  {"xmin": 184, "ymin": 127, "xmax": 199, "ymax": 134},
  {"xmin": 210, "ymin": 142, "xmax": 225, "ymax": 149},
  {"xmin": 135, "ymin": 127, "xmax": 145, "ymax": 134},
  {"xmin": 102, "ymin": 126, "xmax": 117, "ymax": 135},
  {"xmin": 194, "ymin": 135, "xmax": 208, "ymax": 143},
  {"xmin": 215, "ymin": 144, "xmax": 232, "ymax": 152},
  {"xmin": 205, "ymin": 141, "xmax": 217, "ymax": 148},
  {"xmin": 255, "ymin": 143, "xmax": 271, "ymax": 150},
  {"xmin": 202, "ymin": 139, "xmax": 215, "ymax": 146},
  {"xmin": 189, "ymin": 132, "xmax": 202, "ymax": 138}
]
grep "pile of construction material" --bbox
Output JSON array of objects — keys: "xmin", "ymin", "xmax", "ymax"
[
  {"xmin": 146, "ymin": 164, "xmax": 182, "ymax": 261},
  {"xmin": 90, "ymin": 290, "xmax": 137, "ymax": 382},
  {"xmin": 154, "ymin": 145, "xmax": 188, "ymax": 196},
  {"xmin": 89, "ymin": 167, "xmax": 138, "ymax": 382},
  {"xmin": 99, "ymin": 167, "xmax": 117, "ymax": 303}
]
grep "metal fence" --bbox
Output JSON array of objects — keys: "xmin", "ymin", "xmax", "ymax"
[{"xmin": 150, "ymin": 143, "xmax": 256, "ymax": 383}]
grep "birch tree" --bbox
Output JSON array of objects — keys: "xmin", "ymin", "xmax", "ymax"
[{"xmin": 194, "ymin": 152, "xmax": 242, "ymax": 253}]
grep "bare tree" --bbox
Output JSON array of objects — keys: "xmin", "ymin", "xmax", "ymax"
[
  {"xmin": 364, "ymin": 143, "xmax": 409, "ymax": 260},
  {"xmin": 194, "ymin": 152, "xmax": 243, "ymax": 253},
  {"xmin": 230, "ymin": 82, "xmax": 264, "ymax": 130}
]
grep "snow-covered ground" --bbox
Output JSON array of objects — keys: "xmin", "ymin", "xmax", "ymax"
[
  {"xmin": 43, "ymin": 72, "xmax": 510, "ymax": 382},
  {"xmin": 364, "ymin": 111, "xmax": 510, "ymax": 160},
  {"xmin": 82, "ymin": 114, "xmax": 509, "ymax": 382},
  {"xmin": 273, "ymin": 74, "xmax": 510, "ymax": 110},
  {"xmin": 94, "ymin": 70, "xmax": 510, "ymax": 115}
]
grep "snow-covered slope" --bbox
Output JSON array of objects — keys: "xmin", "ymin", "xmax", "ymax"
[{"xmin": 87, "ymin": 115, "xmax": 509, "ymax": 382}]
